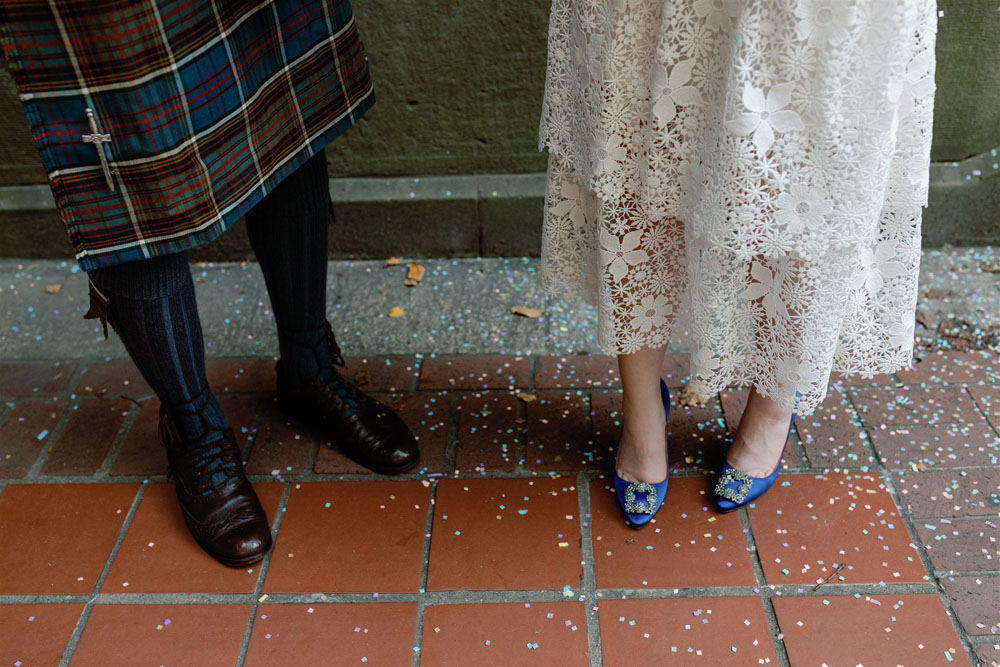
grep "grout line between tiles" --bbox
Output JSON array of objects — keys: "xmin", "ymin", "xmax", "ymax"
[
  {"xmin": 92, "ymin": 398, "xmax": 146, "ymax": 479},
  {"xmin": 0, "ymin": 401, "xmax": 13, "ymax": 430},
  {"xmin": 441, "ymin": 392, "xmax": 461, "ymax": 475},
  {"xmin": 57, "ymin": 481, "xmax": 147, "ymax": 667},
  {"xmin": 739, "ymin": 506, "xmax": 791, "ymax": 667},
  {"xmin": 0, "ymin": 581, "xmax": 955, "ymax": 610},
  {"xmin": 234, "ymin": 480, "xmax": 292, "ymax": 666},
  {"xmin": 576, "ymin": 474, "xmax": 603, "ymax": 667},
  {"xmin": 880, "ymin": 471, "xmax": 982, "ymax": 665},
  {"xmin": 411, "ymin": 598, "xmax": 426, "ymax": 666},
  {"xmin": 23, "ymin": 399, "xmax": 77, "ymax": 479},
  {"xmin": 411, "ymin": 477, "xmax": 439, "ymax": 667},
  {"xmin": 5, "ymin": 464, "xmax": 999, "ymax": 486}
]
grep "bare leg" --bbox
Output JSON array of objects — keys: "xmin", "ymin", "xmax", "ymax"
[
  {"xmin": 616, "ymin": 345, "xmax": 669, "ymax": 484},
  {"xmin": 726, "ymin": 387, "xmax": 795, "ymax": 477}
]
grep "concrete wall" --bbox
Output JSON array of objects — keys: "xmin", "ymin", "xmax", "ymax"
[{"xmin": 1, "ymin": 0, "xmax": 997, "ymax": 260}]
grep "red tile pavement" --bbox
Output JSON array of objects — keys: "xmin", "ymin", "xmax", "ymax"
[
  {"xmin": 426, "ymin": 478, "xmax": 582, "ymax": 591},
  {"xmin": 773, "ymin": 594, "xmax": 965, "ymax": 666},
  {"xmin": 660, "ymin": 355, "xmax": 692, "ymax": 385},
  {"xmin": 0, "ymin": 361, "xmax": 76, "ymax": 396},
  {"xmin": 973, "ymin": 641, "xmax": 1000, "ymax": 666},
  {"xmin": 419, "ymin": 355, "xmax": 530, "ymax": 390},
  {"xmin": 748, "ymin": 473, "xmax": 927, "ymax": 585},
  {"xmin": 916, "ymin": 518, "xmax": 999, "ymax": 573},
  {"xmin": 205, "ymin": 358, "xmax": 275, "ymax": 394},
  {"xmin": 897, "ymin": 350, "xmax": 1000, "ymax": 385},
  {"xmin": 969, "ymin": 385, "xmax": 1000, "ymax": 430},
  {"xmin": 870, "ymin": 422, "xmax": 1000, "ymax": 470},
  {"xmin": 313, "ymin": 392, "xmax": 451, "ymax": 474},
  {"xmin": 244, "ymin": 603, "xmax": 418, "ymax": 666},
  {"xmin": 0, "ymin": 353, "xmax": 995, "ymax": 664},
  {"xmin": 71, "ymin": 604, "xmax": 249, "ymax": 666},
  {"xmin": 388, "ymin": 392, "xmax": 450, "ymax": 472},
  {"xmin": 102, "ymin": 482, "xmax": 283, "ymax": 593},
  {"xmin": 0, "ymin": 483, "xmax": 138, "ymax": 595},
  {"xmin": 264, "ymin": 481, "xmax": 428, "ymax": 593},
  {"xmin": 342, "ymin": 355, "xmax": 421, "ymax": 392},
  {"xmin": 525, "ymin": 392, "xmax": 599, "ymax": 472},
  {"xmin": 245, "ymin": 399, "xmax": 313, "ymax": 475},
  {"xmin": 455, "ymin": 393, "xmax": 521, "ymax": 472},
  {"xmin": 312, "ymin": 440, "xmax": 372, "ymax": 474},
  {"xmin": 420, "ymin": 601, "xmax": 589, "ymax": 666},
  {"xmin": 0, "ymin": 401, "xmax": 66, "ymax": 477},
  {"xmin": 41, "ymin": 397, "xmax": 131, "ymax": 476},
  {"xmin": 108, "ymin": 400, "xmax": 167, "ymax": 476},
  {"xmin": 590, "ymin": 390, "xmax": 729, "ymax": 474},
  {"xmin": 828, "ymin": 370, "xmax": 897, "ymax": 388},
  {"xmin": 535, "ymin": 355, "xmax": 619, "ymax": 389},
  {"xmin": 76, "ymin": 360, "xmax": 151, "ymax": 398},
  {"xmin": 590, "ymin": 478, "xmax": 756, "ymax": 589},
  {"xmin": 895, "ymin": 468, "xmax": 1000, "ymax": 518},
  {"xmin": 598, "ymin": 597, "xmax": 776, "ymax": 665},
  {"xmin": 851, "ymin": 386, "xmax": 984, "ymax": 427},
  {"xmin": 940, "ymin": 575, "xmax": 1000, "ymax": 636},
  {"xmin": 0, "ymin": 604, "xmax": 84, "ymax": 666},
  {"xmin": 795, "ymin": 388, "xmax": 870, "ymax": 467}
]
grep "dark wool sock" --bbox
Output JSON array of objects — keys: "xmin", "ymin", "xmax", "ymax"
[
  {"xmin": 88, "ymin": 252, "xmax": 234, "ymax": 489},
  {"xmin": 245, "ymin": 151, "xmax": 334, "ymax": 385}
]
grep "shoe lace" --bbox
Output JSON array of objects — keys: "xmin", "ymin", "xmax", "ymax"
[
  {"xmin": 160, "ymin": 388, "xmax": 242, "ymax": 495},
  {"xmin": 188, "ymin": 431, "xmax": 241, "ymax": 494},
  {"xmin": 323, "ymin": 320, "xmax": 346, "ymax": 368}
]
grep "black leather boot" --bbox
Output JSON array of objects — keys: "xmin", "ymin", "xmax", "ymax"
[
  {"xmin": 275, "ymin": 321, "xmax": 420, "ymax": 474},
  {"xmin": 159, "ymin": 399, "xmax": 272, "ymax": 567}
]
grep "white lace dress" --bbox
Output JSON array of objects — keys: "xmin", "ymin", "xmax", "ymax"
[{"xmin": 539, "ymin": 0, "xmax": 937, "ymax": 414}]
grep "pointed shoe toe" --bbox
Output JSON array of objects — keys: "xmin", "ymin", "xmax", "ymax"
[{"xmin": 614, "ymin": 473, "xmax": 668, "ymax": 528}]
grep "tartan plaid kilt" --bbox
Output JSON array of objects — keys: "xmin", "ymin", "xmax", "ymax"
[{"xmin": 0, "ymin": 0, "xmax": 374, "ymax": 269}]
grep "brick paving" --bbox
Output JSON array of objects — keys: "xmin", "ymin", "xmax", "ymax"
[{"xmin": 0, "ymin": 353, "xmax": 997, "ymax": 666}]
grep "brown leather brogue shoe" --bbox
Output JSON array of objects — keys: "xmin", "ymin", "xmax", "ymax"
[
  {"xmin": 159, "ymin": 404, "xmax": 272, "ymax": 567},
  {"xmin": 275, "ymin": 321, "xmax": 420, "ymax": 475}
]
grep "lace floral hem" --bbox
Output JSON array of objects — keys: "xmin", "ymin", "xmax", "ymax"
[{"xmin": 539, "ymin": 0, "xmax": 937, "ymax": 415}]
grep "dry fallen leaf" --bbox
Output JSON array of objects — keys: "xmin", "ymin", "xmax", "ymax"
[
  {"xmin": 405, "ymin": 261, "xmax": 425, "ymax": 287},
  {"xmin": 511, "ymin": 305, "xmax": 544, "ymax": 318},
  {"xmin": 676, "ymin": 384, "xmax": 709, "ymax": 407},
  {"xmin": 44, "ymin": 284, "xmax": 62, "ymax": 294},
  {"xmin": 516, "ymin": 392, "xmax": 537, "ymax": 403},
  {"xmin": 384, "ymin": 256, "xmax": 401, "ymax": 267},
  {"xmin": 388, "ymin": 306, "xmax": 405, "ymax": 318}
]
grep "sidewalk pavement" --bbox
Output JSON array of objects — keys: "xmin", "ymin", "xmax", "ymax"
[{"xmin": 0, "ymin": 251, "xmax": 998, "ymax": 666}]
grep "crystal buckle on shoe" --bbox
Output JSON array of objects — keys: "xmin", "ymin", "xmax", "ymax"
[
  {"xmin": 715, "ymin": 468, "xmax": 752, "ymax": 504},
  {"xmin": 624, "ymin": 482, "xmax": 657, "ymax": 515}
]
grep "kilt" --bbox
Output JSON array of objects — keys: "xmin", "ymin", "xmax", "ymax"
[{"xmin": 0, "ymin": 0, "xmax": 374, "ymax": 269}]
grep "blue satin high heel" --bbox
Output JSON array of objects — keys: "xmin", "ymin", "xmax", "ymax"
[
  {"xmin": 714, "ymin": 397, "xmax": 797, "ymax": 513},
  {"xmin": 613, "ymin": 380, "xmax": 670, "ymax": 528}
]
